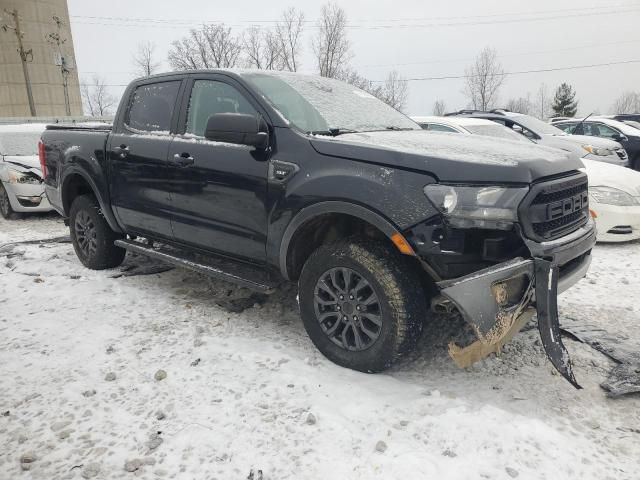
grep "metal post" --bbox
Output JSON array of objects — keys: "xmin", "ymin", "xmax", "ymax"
[{"xmin": 2, "ymin": 9, "xmax": 37, "ymax": 116}]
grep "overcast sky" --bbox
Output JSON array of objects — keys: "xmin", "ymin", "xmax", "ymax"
[{"xmin": 67, "ymin": 0, "xmax": 640, "ymax": 116}]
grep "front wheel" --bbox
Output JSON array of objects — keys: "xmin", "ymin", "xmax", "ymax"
[
  {"xmin": 69, "ymin": 194, "xmax": 125, "ymax": 269},
  {"xmin": 0, "ymin": 183, "xmax": 21, "ymax": 220},
  {"xmin": 298, "ymin": 238, "xmax": 427, "ymax": 373}
]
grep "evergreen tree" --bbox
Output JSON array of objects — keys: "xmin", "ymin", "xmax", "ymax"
[{"xmin": 551, "ymin": 83, "xmax": 578, "ymax": 117}]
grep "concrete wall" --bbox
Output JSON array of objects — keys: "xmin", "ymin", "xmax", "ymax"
[{"xmin": 0, "ymin": 0, "xmax": 82, "ymax": 117}]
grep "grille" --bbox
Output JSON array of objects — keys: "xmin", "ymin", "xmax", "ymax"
[{"xmin": 520, "ymin": 173, "xmax": 589, "ymax": 242}]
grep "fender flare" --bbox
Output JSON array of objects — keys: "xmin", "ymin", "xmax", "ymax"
[
  {"xmin": 278, "ymin": 201, "xmax": 402, "ymax": 280},
  {"xmin": 61, "ymin": 169, "xmax": 123, "ymax": 233}
]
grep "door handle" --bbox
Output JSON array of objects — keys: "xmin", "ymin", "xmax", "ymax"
[
  {"xmin": 114, "ymin": 144, "xmax": 129, "ymax": 159},
  {"xmin": 171, "ymin": 153, "xmax": 195, "ymax": 167}
]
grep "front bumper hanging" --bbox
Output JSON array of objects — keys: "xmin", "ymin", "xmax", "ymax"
[{"xmin": 437, "ymin": 254, "xmax": 590, "ymax": 389}]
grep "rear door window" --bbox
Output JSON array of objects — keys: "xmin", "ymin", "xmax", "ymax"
[
  {"xmin": 125, "ymin": 81, "xmax": 181, "ymax": 133},
  {"xmin": 585, "ymin": 122, "xmax": 619, "ymax": 139},
  {"xmin": 427, "ymin": 123, "xmax": 458, "ymax": 133}
]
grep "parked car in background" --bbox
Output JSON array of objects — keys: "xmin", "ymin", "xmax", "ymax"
[
  {"xmin": 583, "ymin": 159, "xmax": 640, "ymax": 242},
  {"xmin": 553, "ymin": 117, "xmax": 640, "ymax": 171},
  {"xmin": 609, "ymin": 113, "xmax": 640, "ymax": 124},
  {"xmin": 0, "ymin": 124, "xmax": 53, "ymax": 219},
  {"xmin": 411, "ymin": 116, "xmax": 531, "ymax": 142},
  {"xmin": 447, "ymin": 110, "xmax": 629, "ymax": 167}
]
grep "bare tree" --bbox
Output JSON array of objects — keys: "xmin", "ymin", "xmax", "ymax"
[
  {"xmin": 463, "ymin": 47, "xmax": 505, "ymax": 111},
  {"xmin": 505, "ymin": 94, "xmax": 531, "ymax": 115},
  {"xmin": 276, "ymin": 7, "xmax": 304, "ymax": 72},
  {"xmin": 243, "ymin": 27, "xmax": 281, "ymax": 70},
  {"xmin": 168, "ymin": 29, "xmax": 211, "ymax": 70},
  {"xmin": 611, "ymin": 91, "xmax": 640, "ymax": 114},
  {"xmin": 168, "ymin": 24, "xmax": 242, "ymax": 70},
  {"xmin": 339, "ymin": 69, "xmax": 408, "ymax": 111},
  {"xmin": 377, "ymin": 70, "xmax": 408, "ymax": 111},
  {"xmin": 81, "ymin": 75, "xmax": 117, "ymax": 116},
  {"xmin": 432, "ymin": 99, "xmax": 447, "ymax": 116},
  {"xmin": 132, "ymin": 41, "xmax": 160, "ymax": 77},
  {"xmin": 312, "ymin": 3, "xmax": 351, "ymax": 78},
  {"xmin": 535, "ymin": 83, "xmax": 550, "ymax": 120}
]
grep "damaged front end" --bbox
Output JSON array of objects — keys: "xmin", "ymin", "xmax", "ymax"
[{"xmin": 436, "ymin": 242, "xmax": 593, "ymax": 388}]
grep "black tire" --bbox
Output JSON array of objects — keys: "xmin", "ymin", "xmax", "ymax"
[
  {"xmin": 298, "ymin": 238, "xmax": 427, "ymax": 373},
  {"xmin": 0, "ymin": 183, "xmax": 21, "ymax": 220},
  {"xmin": 69, "ymin": 194, "xmax": 125, "ymax": 269}
]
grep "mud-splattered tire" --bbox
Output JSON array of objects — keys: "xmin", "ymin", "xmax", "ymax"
[
  {"xmin": 69, "ymin": 194, "xmax": 125, "ymax": 269},
  {"xmin": 0, "ymin": 183, "xmax": 21, "ymax": 220},
  {"xmin": 299, "ymin": 238, "xmax": 427, "ymax": 373}
]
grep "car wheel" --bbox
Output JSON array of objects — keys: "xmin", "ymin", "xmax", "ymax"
[
  {"xmin": 0, "ymin": 182, "xmax": 21, "ymax": 220},
  {"xmin": 69, "ymin": 194, "xmax": 126, "ymax": 269},
  {"xmin": 298, "ymin": 238, "xmax": 427, "ymax": 373}
]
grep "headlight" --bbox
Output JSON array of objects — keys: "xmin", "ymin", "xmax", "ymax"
[
  {"xmin": 582, "ymin": 145, "xmax": 612, "ymax": 157},
  {"xmin": 424, "ymin": 184, "xmax": 529, "ymax": 230},
  {"xmin": 7, "ymin": 169, "xmax": 41, "ymax": 185},
  {"xmin": 590, "ymin": 186, "xmax": 639, "ymax": 206}
]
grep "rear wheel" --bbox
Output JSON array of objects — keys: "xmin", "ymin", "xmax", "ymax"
[
  {"xmin": 0, "ymin": 183, "xmax": 21, "ymax": 220},
  {"xmin": 298, "ymin": 238, "xmax": 427, "ymax": 373},
  {"xmin": 69, "ymin": 194, "xmax": 125, "ymax": 269}
]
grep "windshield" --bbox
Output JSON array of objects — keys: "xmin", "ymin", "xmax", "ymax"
[
  {"xmin": 464, "ymin": 124, "xmax": 530, "ymax": 143},
  {"xmin": 0, "ymin": 131, "xmax": 42, "ymax": 156},
  {"xmin": 242, "ymin": 72, "xmax": 419, "ymax": 133},
  {"xmin": 509, "ymin": 114, "xmax": 566, "ymax": 136}
]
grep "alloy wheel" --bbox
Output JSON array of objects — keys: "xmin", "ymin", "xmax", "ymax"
[{"xmin": 313, "ymin": 267, "xmax": 383, "ymax": 351}]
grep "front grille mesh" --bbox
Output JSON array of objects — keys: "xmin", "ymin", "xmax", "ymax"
[{"xmin": 521, "ymin": 174, "xmax": 589, "ymax": 241}]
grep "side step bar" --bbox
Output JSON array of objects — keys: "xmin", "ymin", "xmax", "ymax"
[{"xmin": 114, "ymin": 239, "xmax": 280, "ymax": 293}]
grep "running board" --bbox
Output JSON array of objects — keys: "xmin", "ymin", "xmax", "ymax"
[{"xmin": 114, "ymin": 239, "xmax": 279, "ymax": 293}]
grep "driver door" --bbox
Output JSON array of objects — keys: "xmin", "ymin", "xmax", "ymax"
[{"xmin": 166, "ymin": 76, "xmax": 271, "ymax": 263}]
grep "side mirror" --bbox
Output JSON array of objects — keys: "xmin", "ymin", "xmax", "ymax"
[
  {"xmin": 612, "ymin": 133, "xmax": 628, "ymax": 142},
  {"xmin": 205, "ymin": 113, "xmax": 269, "ymax": 149}
]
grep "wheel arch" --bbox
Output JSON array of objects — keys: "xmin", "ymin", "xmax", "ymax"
[
  {"xmin": 61, "ymin": 170, "xmax": 123, "ymax": 233},
  {"xmin": 279, "ymin": 201, "xmax": 413, "ymax": 281}
]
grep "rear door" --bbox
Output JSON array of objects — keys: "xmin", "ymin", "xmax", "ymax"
[
  {"xmin": 109, "ymin": 79, "xmax": 183, "ymax": 239},
  {"xmin": 166, "ymin": 75, "xmax": 271, "ymax": 262}
]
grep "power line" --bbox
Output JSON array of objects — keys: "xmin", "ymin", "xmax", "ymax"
[
  {"xmin": 355, "ymin": 39, "xmax": 640, "ymax": 69},
  {"xmin": 74, "ymin": 59, "xmax": 640, "ymax": 88},
  {"xmin": 68, "ymin": 3, "xmax": 638, "ymax": 25},
  {"xmin": 69, "ymin": 6, "xmax": 640, "ymax": 30},
  {"xmin": 370, "ymin": 59, "xmax": 640, "ymax": 83}
]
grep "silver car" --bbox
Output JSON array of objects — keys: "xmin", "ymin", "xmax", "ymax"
[
  {"xmin": 448, "ymin": 111, "xmax": 629, "ymax": 167},
  {"xmin": 0, "ymin": 124, "xmax": 53, "ymax": 219}
]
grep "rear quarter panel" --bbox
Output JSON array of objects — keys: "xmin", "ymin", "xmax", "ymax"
[{"xmin": 42, "ymin": 129, "xmax": 111, "ymax": 218}]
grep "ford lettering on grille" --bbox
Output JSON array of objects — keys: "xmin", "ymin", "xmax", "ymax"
[{"xmin": 547, "ymin": 192, "xmax": 589, "ymax": 221}]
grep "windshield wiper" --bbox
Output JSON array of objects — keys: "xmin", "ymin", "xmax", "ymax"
[
  {"xmin": 385, "ymin": 126, "xmax": 414, "ymax": 131},
  {"xmin": 309, "ymin": 128, "xmax": 359, "ymax": 137}
]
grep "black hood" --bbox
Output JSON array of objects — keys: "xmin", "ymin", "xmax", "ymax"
[{"xmin": 310, "ymin": 130, "xmax": 583, "ymax": 184}]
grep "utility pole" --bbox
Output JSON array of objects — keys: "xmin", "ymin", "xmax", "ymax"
[
  {"xmin": 1, "ymin": 9, "xmax": 37, "ymax": 116},
  {"xmin": 46, "ymin": 15, "xmax": 72, "ymax": 116}
]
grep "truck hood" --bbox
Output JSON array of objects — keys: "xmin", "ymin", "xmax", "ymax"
[
  {"xmin": 583, "ymin": 159, "xmax": 640, "ymax": 197},
  {"xmin": 2, "ymin": 155, "xmax": 42, "ymax": 171},
  {"xmin": 310, "ymin": 130, "xmax": 583, "ymax": 183}
]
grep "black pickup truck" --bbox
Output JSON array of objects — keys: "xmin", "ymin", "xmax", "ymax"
[{"xmin": 40, "ymin": 70, "xmax": 595, "ymax": 387}]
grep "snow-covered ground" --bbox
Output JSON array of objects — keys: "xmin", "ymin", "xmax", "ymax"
[{"xmin": 1, "ymin": 214, "xmax": 639, "ymax": 480}]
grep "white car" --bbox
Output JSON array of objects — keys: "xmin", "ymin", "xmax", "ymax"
[
  {"xmin": 410, "ymin": 115, "xmax": 531, "ymax": 143},
  {"xmin": 584, "ymin": 159, "xmax": 640, "ymax": 242},
  {"xmin": 0, "ymin": 124, "xmax": 53, "ymax": 219}
]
